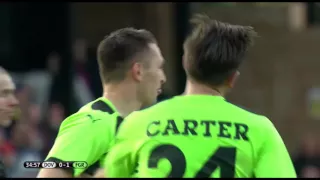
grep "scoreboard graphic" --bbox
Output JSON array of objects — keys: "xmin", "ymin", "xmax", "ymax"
[{"xmin": 24, "ymin": 161, "xmax": 88, "ymax": 169}]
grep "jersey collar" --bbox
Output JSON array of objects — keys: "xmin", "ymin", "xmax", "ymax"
[
  {"xmin": 98, "ymin": 97, "xmax": 119, "ymax": 113},
  {"xmin": 176, "ymin": 95, "xmax": 226, "ymax": 101}
]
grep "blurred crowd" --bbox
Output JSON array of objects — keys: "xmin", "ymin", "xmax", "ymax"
[
  {"xmin": 0, "ymin": 38, "xmax": 100, "ymax": 177},
  {"xmin": 1, "ymin": 38, "xmax": 320, "ymax": 177},
  {"xmin": 293, "ymin": 135, "xmax": 320, "ymax": 178}
]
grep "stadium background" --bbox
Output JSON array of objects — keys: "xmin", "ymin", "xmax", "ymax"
[{"xmin": 1, "ymin": 2, "xmax": 320, "ymax": 177}]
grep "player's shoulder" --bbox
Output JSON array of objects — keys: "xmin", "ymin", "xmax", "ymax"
[
  {"xmin": 80, "ymin": 97, "xmax": 119, "ymax": 117},
  {"xmin": 61, "ymin": 97, "xmax": 118, "ymax": 127},
  {"xmin": 79, "ymin": 97, "xmax": 117, "ymax": 115},
  {"xmin": 227, "ymin": 102, "xmax": 273, "ymax": 127}
]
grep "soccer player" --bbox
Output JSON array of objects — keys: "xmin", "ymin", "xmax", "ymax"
[
  {"xmin": 0, "ymin": 67, "xmax": 19, "ymax": 177},
  {"xmin": 37, "ymin": 28, "xmax": 166, "ymax": 178},
  {"xmin": 104, "ymin": 15, "xmax": 297, "ymax": 178}
]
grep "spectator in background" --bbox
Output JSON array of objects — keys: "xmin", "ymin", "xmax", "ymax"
[
  {"xmin": 8, "ymin": 123, "xmax": 41, "ymax": 177},
  {"xmin": 0, "ymin": 67, "xmax": 19, "ymax": 177},
  {"xmin": 12, "ymin": 84, "xmax": 43, "ymax": 151},
  {"xmin": 3, "ymin": 72, "xmax": 44, "ymax": 177},
  {"xmin": 293, "ymin": 134, "xmax": 320, "ymax": 177},
  {"xmin": 47, "ymin": 51, "xmax": 61, "ymax": 76},
  {"xmin": 73, "ymin": 38, "xmax": 90, "ymax": 87},
  {"xmin": 40, "ymin": 102, "xmax": 65, "ymax": 160},
  {"xmin": 48, "ymin": 39, "xmax": 95, "ymax": 111},
  {"xmin": 72, "ymin": 38, "xmax": 94, "ymax": 107},
  {"xmin": 0, "ymin": 128, "xmax": 15, "ymax": 176},
  {"xmin": 28, "ymin": 104, "xmax": 43, "ymax": 151},
  {"xmin": 20, "ymin": 55, "xmax": 55, "ymax": 119},
  {"xmin": 14, "ymin": 85, "xmax": 32, "ymax": 123},
  {"xmin": 87, "ymin": 47, "xmax": 103, "ymax": 98},
  {"xmin": 47, "ymin": 51, "xmax": 64, "ymax": 105}
]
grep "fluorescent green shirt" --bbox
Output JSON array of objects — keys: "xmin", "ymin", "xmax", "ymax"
[
  {"xmin": 105, "ymin": 95, "xmax": 296, "ymax": 178},
  {"xmin": 46, "ymin": 97, "xmax": 122, "ymax": 177}
]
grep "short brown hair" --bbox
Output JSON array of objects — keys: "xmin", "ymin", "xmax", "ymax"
[
  {"xmin": 183, "ymin": 14, "xmax": 257, "ymax": 86},
  {"xmin": 97, "ymin": 28, "xmax": 157, "ymax": 83}
]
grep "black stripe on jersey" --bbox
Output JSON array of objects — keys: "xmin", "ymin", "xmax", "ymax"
[
  {"xmin": 91, "ymin": 100, "xmax": 124, "ymax": 133},
  {"xmin": 91, "ymin": 100, "xmax": 115, "ymax": 114},
  {"xmin": 115, "ymin": 116, "xmax": 124, "ymax": 134},
  {"xmin": 46, "ymin": 157, "xmax": 74, "ymax": 175}
]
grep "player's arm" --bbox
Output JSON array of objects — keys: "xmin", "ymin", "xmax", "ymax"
[
  {"xmin": 37, "ymin": 113, "xmax": 111, "ymax": 178},
  {"xmin": 254, "ymin": 118, "xmax": 297, "ymax": 178},
  {"xmin": 104, "ymin": 112, "xmax": 143, "ymax": 178},
  {"xmin": 104, "ymin": 138, "xmax": 141, "ymax": 178}
]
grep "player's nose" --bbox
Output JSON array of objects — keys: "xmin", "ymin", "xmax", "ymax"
[{"xmin": 8, "ymin": 95, "xmax": 19, "ymax": 107}]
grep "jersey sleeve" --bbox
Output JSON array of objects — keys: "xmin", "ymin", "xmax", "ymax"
[
  {"xmin": 254, "ymin": 118, "xmax": 297, "ymax": 178},
  {"xmin": 46, "ymin": 112, "xmax": 112, "ymax": 177},
  {"xmin": 104, "ymin": 112, "xmax": 144, "ymax": 178}
]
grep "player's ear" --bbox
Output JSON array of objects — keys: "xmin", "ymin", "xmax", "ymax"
[
  {"xmin": 226, "ymin": 70, "xmax": 240, "ymax": 88},
  {"xmin": 131, "ymin": 62, "xmax": 144, "ymax": 82}
]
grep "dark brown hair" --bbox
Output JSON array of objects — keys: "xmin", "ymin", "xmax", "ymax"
[
  {"xmin": 183, "ymin": 14, "xmax": 257, "ymax": 86},
  {"xmin": 97, "ymin": 28, "xmax": 157, "ymax": 83}
]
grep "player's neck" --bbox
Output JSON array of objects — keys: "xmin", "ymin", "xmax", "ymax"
[
  {"xmin": 103, "ymin": 83, "xmax": 142, "ymax": 117},
  {"xmin": 184, "ymin": 80, "xmax": 226, "ymax": 97}
]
